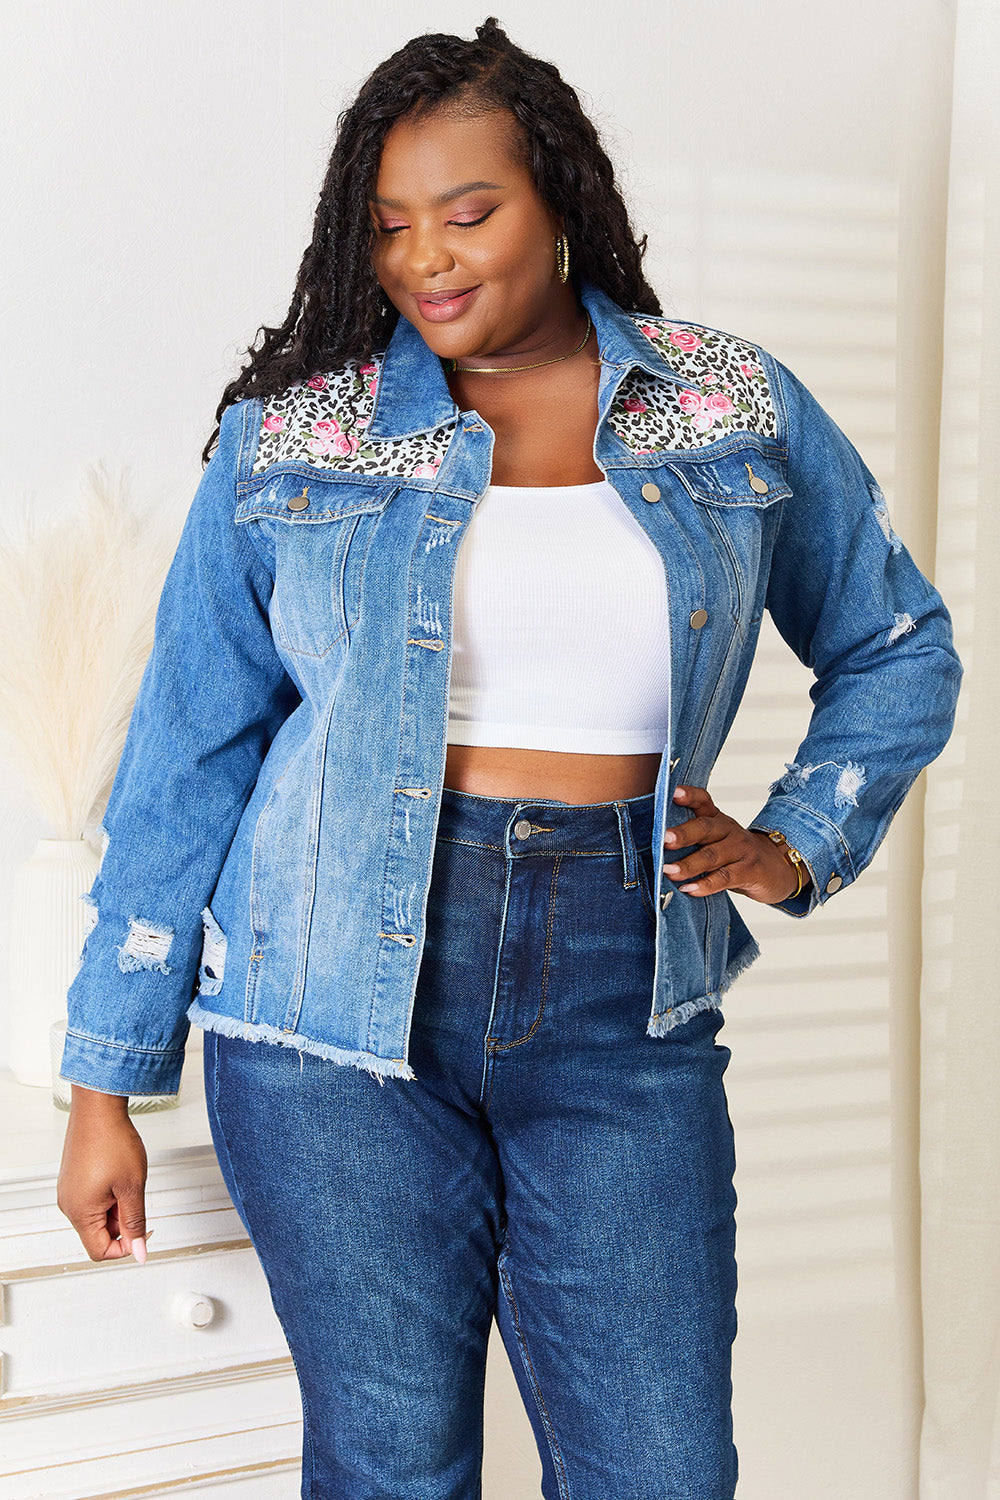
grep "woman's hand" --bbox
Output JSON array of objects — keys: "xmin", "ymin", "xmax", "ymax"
[
  {"xmin": 662, "ymin": 784, "xmax": 808, "ymax": 905},
  {"xmin": 57, "ymin": 1086, "xmax": 153, "ymax": 1263}
]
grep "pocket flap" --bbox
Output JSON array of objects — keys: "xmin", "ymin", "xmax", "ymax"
[
  {"xmin": 237, "ymin": 472, "xmax": 397, "ymax": 525},
  {"xmin": 667, "ymin": 450, "xmax": 789, "ymax": 508}
]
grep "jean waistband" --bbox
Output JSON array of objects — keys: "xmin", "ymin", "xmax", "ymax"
[{"xmin": 436, "ymin": 785, "xmax": 656, "ymax": 886}]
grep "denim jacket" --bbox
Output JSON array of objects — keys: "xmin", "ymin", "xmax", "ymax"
[{"xmin": 60, "ymin": 281, "xmax": 962, "ymax": 1095}]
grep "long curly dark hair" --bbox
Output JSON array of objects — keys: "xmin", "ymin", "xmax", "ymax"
[{"xmin": 201, "ymin": 17, "xmax": 661, "ymax": 465}]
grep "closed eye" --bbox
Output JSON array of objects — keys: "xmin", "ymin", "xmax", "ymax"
[
  {"xmin": 375, "ymin": 207, "xmax": 498, "ymax": 236},
  {"xmin": 451, "ymin": 207, "xmax": 497, "ymax": 228}
]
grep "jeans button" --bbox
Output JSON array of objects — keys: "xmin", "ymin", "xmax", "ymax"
[
  {"xmin": 641, "ymin": 482, "xmax": 661, "ymax": 503},
  {"xmin": 513, "ymin": 819, "xmax": 532, "ymax": 840}
]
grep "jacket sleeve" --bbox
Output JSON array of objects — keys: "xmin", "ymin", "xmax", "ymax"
[
  {"xmin": 60, "ymin": 399, "xmax": 300, "ymax": 1094},
  {"xmin": 746, "ymin": 359, "xmax": 962, "ymax": 916}
]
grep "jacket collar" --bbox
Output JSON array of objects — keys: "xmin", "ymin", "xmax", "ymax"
[{"xmin": 366, "ymin": 279, "xmax": 701, "ymax": 440}]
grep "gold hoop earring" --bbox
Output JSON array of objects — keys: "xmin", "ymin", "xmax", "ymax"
[{"xmin": 555, "ymin": 233, "xmax": 570, "ymax": 284}]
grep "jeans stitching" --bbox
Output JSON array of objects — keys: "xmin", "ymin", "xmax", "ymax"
[
  {"xmin": 481, "ymin": 856, "xmax": 514, "ymax": 1111},
  {"xmin": 509, "ymin": 847, "xmax": 617, "ymax": 858},
  {"xmin": 489, "ymin": 855, "xmax": 562, "ymax": 1054},
  {"xmin": 436, "ymin": 836, "xmax": 506, "ymax": 852},
  {"xmin": 439, "ymin": 836, "xmax": 619, "ymax": 857},
  {"xmin": 615, "ymin": 800, "xmax": 639, "ymax": 889},
  {"xmin": 498, "ymin": 1252, "xmax": 572, "ymax": 1500}
]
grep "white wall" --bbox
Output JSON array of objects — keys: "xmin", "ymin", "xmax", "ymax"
[{"xmin": 1, "ymin": 3, "xmax": 948, "ymax": 1495}]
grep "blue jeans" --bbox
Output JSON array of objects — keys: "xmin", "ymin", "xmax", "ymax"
[{"xmin": 203, "ymin": 787, "xmax": 739, "ymax": 1499}]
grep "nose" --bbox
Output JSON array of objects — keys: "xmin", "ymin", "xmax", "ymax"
[{"xmin": 407, "ymin": 224, "xmax": 455, "ymax": 280}]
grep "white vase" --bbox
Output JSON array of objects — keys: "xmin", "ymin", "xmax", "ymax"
[{"xmin": 8, "ymin": 837, "xmax": 101, "ymax": 1087}]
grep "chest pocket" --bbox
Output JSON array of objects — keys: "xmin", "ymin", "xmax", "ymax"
[
  {"xmin": 237, "ymin": 472, "xmax": 397, "ymax": 659},
  {"xmin": 666, "ymin": 448, "xmax": 789, "ymax": 625}
]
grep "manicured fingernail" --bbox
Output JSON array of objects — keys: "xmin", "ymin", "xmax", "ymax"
[
  {"xmin": 132, "ymin": 1237, "xmax": 147, "ymax": 1265},
  {"xmin": 679, "ymin": 883, "xmax": 698, "ymax": 893},
  {"xmin": 663, "ymin": 864, "xmax": 680, "ymax": 876},
  {"xmin": 663, "ymin": 831, "xmax": 676, "ymax": 845}
]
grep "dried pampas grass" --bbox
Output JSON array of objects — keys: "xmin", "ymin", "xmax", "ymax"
[{"xmin": 0, "ymin": 465, "xmax": 181, "ymax": 840}]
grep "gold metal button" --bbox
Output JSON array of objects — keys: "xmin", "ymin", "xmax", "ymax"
[
  {"xmin": 825, "ymin": 875, "xmax": 843, "ymax": 894},
  {"xmin": 641, "ymin": 482, "xmax": 661, "ymax": 503},
  {"xmin": 287, "ymin": 488, "xmax": 310, "ymax": 511},
  {"xmin": 745, "ymin": 462, "xmax": 769, "ymax": 495},
  {"xmin": 689, "ymin": 608, "xmax": 708, "ymax": 629}
]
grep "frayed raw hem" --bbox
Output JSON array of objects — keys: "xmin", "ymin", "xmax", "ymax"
[
  {"xmin": 117, "ymin": 949, "xmax": 172, "ymax": 975},
  {"xmin": 647, "ymin": 935, "xmax": 762, "ymax": 1036},
  {"xmin": 647, "ymin": 992, "xmax": 722, "ymax": 1036},
  {"xmin": 186, "ymin": 1001, "xmax": 417, "ymax": 1083}
]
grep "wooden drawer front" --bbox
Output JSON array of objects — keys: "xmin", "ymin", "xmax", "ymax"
[{"xmin": 0, "ymin": 1245, "xmax": 291, "ymax": 1409}]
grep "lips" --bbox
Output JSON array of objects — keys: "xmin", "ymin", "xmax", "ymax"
[
  {"xmin": 416, "ymin": 287, "xmax": 476, "ymax": 302},
  {"xmin": 412, "ymin": 285, "xmax": 481, "ymax": 323}
]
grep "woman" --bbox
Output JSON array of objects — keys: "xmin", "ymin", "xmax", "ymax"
[{"xmin": 57, "ymin": 19, "xmax": 961, "ymax": 1499}]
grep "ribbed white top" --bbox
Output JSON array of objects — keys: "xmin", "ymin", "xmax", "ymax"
[{"xmin": 446, "ymin": 479, "xmax": 671, "ymax": 754}]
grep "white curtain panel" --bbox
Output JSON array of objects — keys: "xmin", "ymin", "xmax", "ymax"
[{"xmin": 919, "ymin": 1, "xmax": 1000, "ymax": 1495}]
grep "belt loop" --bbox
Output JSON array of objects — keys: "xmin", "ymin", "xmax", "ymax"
[{"xmin": 615, "ymin": 801, "xmax": 639, "ymax": 889}]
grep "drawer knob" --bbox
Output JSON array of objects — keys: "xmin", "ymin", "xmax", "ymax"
[{"xmin": 172, "ymin": 1291, "xmax": 218, "ymax": 1329}]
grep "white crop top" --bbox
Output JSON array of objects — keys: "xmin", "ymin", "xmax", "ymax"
[{"xmin": 446, "ymin": 479, "xmax": 671, "ymax": 754}]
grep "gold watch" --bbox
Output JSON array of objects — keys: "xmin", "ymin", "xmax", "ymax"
[{"xmin": 756, "ymin": 828, "xmax": 807, "ymax": 899}]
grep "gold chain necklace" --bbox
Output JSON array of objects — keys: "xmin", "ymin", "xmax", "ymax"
[{"xmin": 446, "ymin": 314, "xmax": 592, "ymax": 374}]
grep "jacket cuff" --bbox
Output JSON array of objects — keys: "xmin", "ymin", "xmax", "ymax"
[
  {"xmin": 748, "ymin": 796, "xmax": 856, "ymax": 918},
  {"xmin": 59, "ymin": 1029, "xmax": 187, "ymax": 1097}
]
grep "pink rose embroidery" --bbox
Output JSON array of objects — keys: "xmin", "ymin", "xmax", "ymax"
[
  {"xmin": 639, "ymin": 324, "xmax": 662, "ymax": 339},
  {"xmin": 739, "ymin": 361, "xmax": 760, "ymax": 378},
  {"xmin": 669, "ymin": 329, "xmax": 702, "ymax": 352},
  {"xmin": 705, "ymin": 392, "xmax": 734, "ymax": 414},
  {"xmin": 307, "ymin": 437, "xmax": 331, "ymax": 455},
  {"xmin": 311, "ymin": 419, "xmax": 341, "ymax": 438},
  {"xmin": 413, "ymin": 462, "xmax": 440, "ymax": 478},
  {"xmin": 621, "ymin": 397, "xmax": 647, "ymax": 413},
  {"xmin": 355, "ymin": 416, "xmax": 370, "ymax": 428},
  {"xmin": 367, "ymin": 378, "xmax": 378, "ymax": 399},
  {"xmin": 359, "ymin": 362, "xmax": 377, "ymax": 376},
  {"xmin": 678, "ymin": 390, "xmax": 703, "ymax": 414},
  {"xmin": 262, "ymin": 413, "xmax": 285, "ymax": 433},
  {"xmin": 330, "ymin": 432, "xmax": 360, "ymax": 457},
  {"xmin": 701, "ymin": 372, "xmax": 719, "ymax": 385},
  {"xmin": 691, "ymin": 410, "xmax": 717, "ymax": 433},
  {"xmin": 307, "ymin": 375, "xmax": 327, "ymax": 391}
]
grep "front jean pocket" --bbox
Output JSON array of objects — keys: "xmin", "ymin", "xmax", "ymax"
[
  {"xmin": 239, "ymin": 477, "xmax": 397, "ymax": 660},
  {"xmin": 269, "ymin": 510, "xmax": 361, "ymax": 658}
]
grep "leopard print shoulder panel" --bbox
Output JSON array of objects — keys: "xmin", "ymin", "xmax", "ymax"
[
  {"xmin": 251, "ymin": 356, "xmax": 455, "ymax": 480},
  {"xmin": 608, "ymin": 315, "xmax": 778, "ymax": 453}
]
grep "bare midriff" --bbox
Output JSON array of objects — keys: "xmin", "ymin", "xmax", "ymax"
[{"xmin": 443, "ymin": 743, "xmax": 662, "ymax": 804}]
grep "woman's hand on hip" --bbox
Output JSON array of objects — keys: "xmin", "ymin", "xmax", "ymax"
[{"xmin": 662, "ymin": 784, "xmax": 806, "ymax": 906}]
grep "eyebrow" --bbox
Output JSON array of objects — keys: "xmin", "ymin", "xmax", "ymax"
[{"xmin": 370, "ymin": 180, "xmax": 506, "ymax": 209}]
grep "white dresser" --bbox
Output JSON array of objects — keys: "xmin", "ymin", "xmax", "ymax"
[{"xmin": 0, "ymin": 1032, "xmax": 303, "ymax": 1499}]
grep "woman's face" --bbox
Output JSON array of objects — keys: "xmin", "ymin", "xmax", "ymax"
[{"xmin": 369, "ymin": 107, "xmax": 574, "ymax": 364}]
